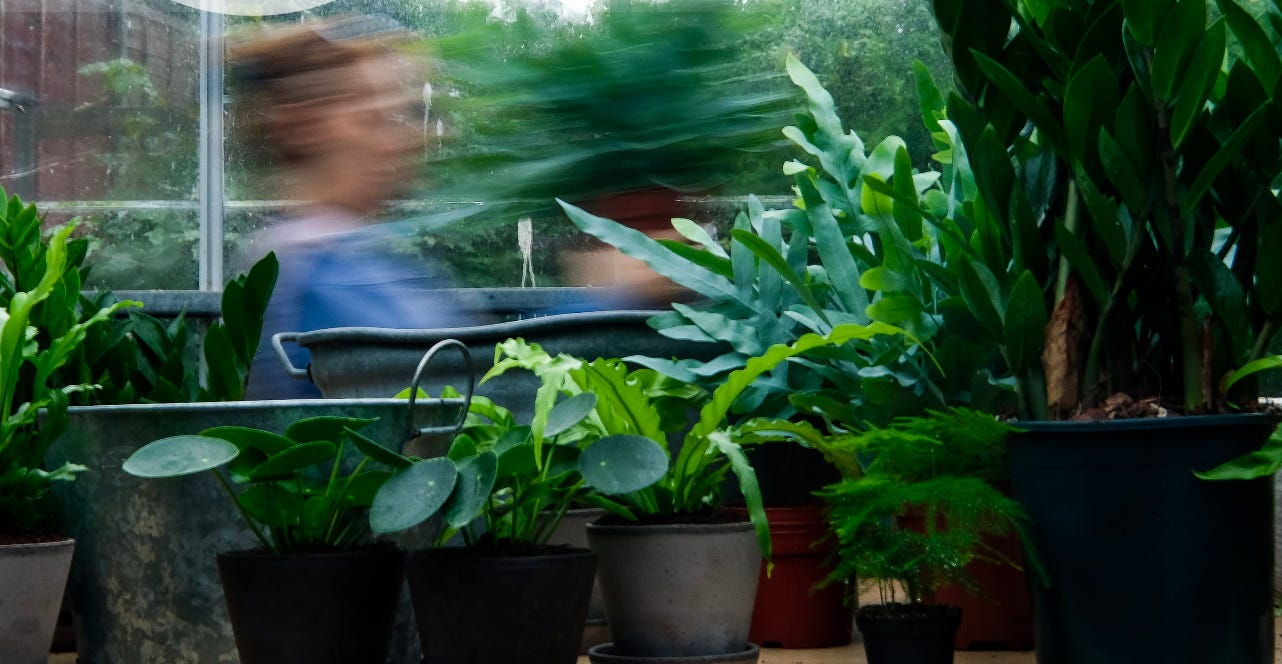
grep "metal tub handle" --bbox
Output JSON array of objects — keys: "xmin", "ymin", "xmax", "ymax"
[
  {"xmin": 271, "ymin": 332, "xmax": 310, "ymax": 380},
  {"xmin": 407, "ymin": 339, "xmax": 475, "ymax": 439}
]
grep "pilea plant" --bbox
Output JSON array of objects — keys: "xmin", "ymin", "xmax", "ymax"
[
  {"xmin": 123, "ymin": 415, "xmax": 403, "ymax": 553},
  {"xmin": 367, "ymin": 339, "xmax": 673, "ymax": 548},
  {"xmin": 378, "ymin": 322, "xmax": 911, "ymax": 561}
]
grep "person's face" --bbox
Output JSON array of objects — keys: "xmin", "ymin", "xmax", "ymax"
[{"xmin": 282, "ymin": 55, "xmax": 421, "ymax": 213}]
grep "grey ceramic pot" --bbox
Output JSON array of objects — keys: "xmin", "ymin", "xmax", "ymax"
[
  {"xmin": 0, "ymin": 538, "xmax": 74, "ymax": 664},
  {"xmin": 45, "ymin": 397, "xmax": 464, "ymax": 664},
  {"xmin": 586, "ymin": 520, "xmax": 760, "ymax": 658}
]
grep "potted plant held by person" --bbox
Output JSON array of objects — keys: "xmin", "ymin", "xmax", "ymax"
[
  {"xmin": 816, "ymin": 409, "xmax": 1040, "ymax": 664},
  {"xmin": 917, "ymin": 0, "xmax": 1282, "ymax": 661},
  {"xmin": 122, "ymin": 414, "xmax": 421, "ymax": 664},
  {"xmin": 0, "ymin": 189, "xmax": 137, "ymax": 663},
  {"xmin": 366, "ymin": 339, "xmax": 672, "ymax": 664}
]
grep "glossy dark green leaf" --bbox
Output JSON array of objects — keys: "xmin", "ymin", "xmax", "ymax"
[
  {"xmin": 579, "ymin": 434, "xmax": 668, "ymax": 495},
  {"xmin": 249, "ymin": 441, "xmax": 338, "ymax": 481},
  {"xmin": 1217, "ymin": 0, "xmax": 1281, "ymax": 91},
  {"xmin": 347, "ymin": 427, "xmax": 412, "ymax": 470},
  {"xmin": 1003, "ymin": 271, "xmax": 1047, "ymax": 374},
  {"xmin": 1191, "ymin": 250, "xmax": 1249, "ymax": 357},
  {"xmin": 892, "ymin": 146, "xmax": 924, "ymax": 242},
  {"xmin": 1123, "ymin": 0, "xmax": 1176, "ymax": 45},
  {"xmin": 957, "ymin": 260, "xmax": 1005, "ymax": 336},
  {"xmin": 122, "ymin": 435, "xmax": 239, "ymax": 478},
  {"xmin": 200, "ymin": 426, "xmax": 294, "ymax": 456},
  {"xmin": 369, "ymin": 458, "xmax": 459, "ymax": 534},
  {"xmin": 1098, "ymin": 130, "xmax": 1146, "ymax": 213},
  {"xmin": 445, "ymin": 451, "xmax": 498, "ymax": 528},
  {"xmin": 972, "ymin": 50, "xmax": 1067, "ymax": 154},
  {"xmin": 284, "ymin": 416, "xmax": 378, "ymax": 444},
  {"xmin": 1063, "ymin": 56, "xmax": 1119, "ymax": 162},
  {"xmin": 1171, "ymin": 20, "xmax": 1226, "ymax": 149},
  {"xmin": 1151, "ymin": 0, "xmax": 1206, "ymax": 101},
  {"xmin": 1054, "ymin": 221, "xmax": 1111, "ymax": 307},
  {"xmin": 1184, "ymin": 103, "xmax": 1270, "ymax": 217}
]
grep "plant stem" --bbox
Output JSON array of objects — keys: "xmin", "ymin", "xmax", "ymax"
[
  {"xmin": 214, "ymin": 471, "xmax": 272, "ymax": 551},
  {"xmin": 1054, "ymin": 179, "xmax": 1080, "ymax": 303}
]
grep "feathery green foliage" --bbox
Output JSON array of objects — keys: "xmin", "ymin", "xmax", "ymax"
[{"xmin": 818, "ymin": 409, "xmax": 1040, "ymax": 604}]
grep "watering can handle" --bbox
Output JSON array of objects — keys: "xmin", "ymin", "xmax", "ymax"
[
  {"xmin": 271, "ymin": 332, "xmax": 310, "ymax": 380},
  {"xmin": 407, "ymin": 339, "xmax": 475, "ymax": 439}
]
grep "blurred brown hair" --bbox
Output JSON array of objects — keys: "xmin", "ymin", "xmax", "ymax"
[{"xmin": 226, "ymin": 17, "xmax": 416, "ymax": 168}]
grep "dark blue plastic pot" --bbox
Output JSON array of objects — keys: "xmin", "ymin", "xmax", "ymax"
[{"xmin": 1010, "ymin": 414, "xmax": 1276, "ymax": 664}]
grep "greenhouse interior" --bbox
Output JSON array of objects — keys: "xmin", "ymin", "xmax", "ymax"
[{"xmin": 6, "ymin": 0, "xmax": 1282, "ymax": 662}]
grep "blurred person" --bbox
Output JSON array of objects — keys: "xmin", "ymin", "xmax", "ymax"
[{"xmin": 230, "ymin": 17, "xmax": 474, "ymax": 398}]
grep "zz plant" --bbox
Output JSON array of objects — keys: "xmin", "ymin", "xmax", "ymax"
[
  {"xmin": 0, "ymin": 188, "xmax": 138, "ymax": 536},
  {"xmin": 123, "ymin": 415, "xmax": 404, "ymax": 553},
  {"xmin": 926, "ymin": 0, "xmax": 1282, "ymax": 418}
]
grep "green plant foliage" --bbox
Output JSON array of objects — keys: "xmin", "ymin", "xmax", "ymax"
[
  {"xmin": 72, "ymin": 252, "xmax": 278, "ymax": 404},
  {"xmin": 927, "ymin": 0, "xmax": 1282, "ymax": 418},
  {"xmin": 817, "ymin": 409, "xmax": 1040, "ymax": 604},
  {"xmin": 423, "ymin": 0, "xmax": 795, "ymax": 225},
  {"xmin": 123, "ymin": 415, "xmax": 402, "ymax": 553},
  {"xmin": 368, "ymin": 340, "xmax": 672, "ymax": 548},
  {"xmin": 0, "ymin": 188, "xmax": 138, "ymax": 535},
  {"xmin": 562, "ymin": 54, "xmax": 1012, "ymax": 430}
]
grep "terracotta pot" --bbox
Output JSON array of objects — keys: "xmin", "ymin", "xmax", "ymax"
[{"xmin": 731, "ymin": 505, "xmax": 853, "ymax": 648}]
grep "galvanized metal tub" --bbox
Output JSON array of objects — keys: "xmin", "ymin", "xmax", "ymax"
[
  {"xmin": 274, "ymin": 310, "xmax": 723, "ymax": 421},
  {"xmin": 45, "ymin": 397, "xmax": 465, "ymax": 664}
]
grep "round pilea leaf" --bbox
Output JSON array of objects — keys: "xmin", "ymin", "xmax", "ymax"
[
  {"xmin": 122, "ymin": 435, "xmax": 239, "ymax": 478},
  {"xmin": 545, "ymin": 393, "xmax": 597, "ymax": 438},
  {"xmin": 445, "ymin": 451, "xmax": 498, "ymax": 529},
  {"xmin": 370, "ymin": 457, "xmax": 458, "ymax": 534},
  {"xmin": 579, "ymin": 434, "xmax": 668, "ymax": 494}
]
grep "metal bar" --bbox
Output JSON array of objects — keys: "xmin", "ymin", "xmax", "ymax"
[{"xmin": 198, "ymin": 9, "xmax": 225, "ymax": 291}]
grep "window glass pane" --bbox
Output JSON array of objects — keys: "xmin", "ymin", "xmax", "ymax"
[
  {"xmin": 223, "ymin": 0, "xmax": 950, "ymax": 300},
  {"xmin": 1, "ymin": 0, "xmax": 201, "ymax": 289}
]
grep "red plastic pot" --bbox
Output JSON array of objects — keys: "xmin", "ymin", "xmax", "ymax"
[{"xmin": 733, "ymin": 505, "xmax": 853, "ymax": 648}]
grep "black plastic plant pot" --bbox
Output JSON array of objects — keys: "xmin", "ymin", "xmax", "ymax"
[
  {"xmin": 1009, "ymin": 414, "xmax": 1277, "ymax": 664},
  {"xmin": 406, "ymin": 546, "xmax": 597, "ymax": 664},
  {"xmin": 855, "ymin": 603, "xmax": 961, "ymax": 664},
  {"xmin": 217, "ymin": 546, "xmax": 404, "ymax": 664}
]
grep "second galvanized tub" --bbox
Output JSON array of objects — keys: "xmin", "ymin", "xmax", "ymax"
[
  {"xmin": 274, "ymin": 310, "xmax": 722, "ymax": 421},
  {"xmin": 45, "ymin": 396, "xmax": 465, "ymax": 664}
]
